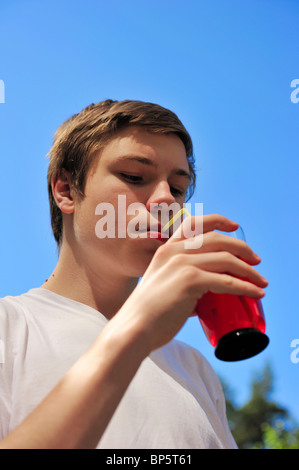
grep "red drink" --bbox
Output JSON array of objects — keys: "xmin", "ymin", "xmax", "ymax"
[{"xmin": 196, "ymin": 293, "xmax": 269, "ymax": 361}]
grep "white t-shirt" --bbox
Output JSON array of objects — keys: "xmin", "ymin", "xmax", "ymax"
[{"xmin": 0, "ymin": 288, "xmax": 237, "ymax": 449}]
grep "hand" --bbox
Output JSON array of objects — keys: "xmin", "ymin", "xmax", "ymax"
[{"xmin": 118, "ymin": 214, "xmax": 268, "ymax": 353}]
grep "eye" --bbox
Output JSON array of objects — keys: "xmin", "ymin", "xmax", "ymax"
[
  {"xmin": 120, "ymin": 173, "xmax": 143, "ymax": 184},
  {"xmin": 170, "ymin": 186, "xmax": 185, "ymax": 197}
]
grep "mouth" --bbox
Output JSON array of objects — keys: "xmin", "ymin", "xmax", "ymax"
[{"xmin": 138, "ymin": 224, "xmax": 169, "ymax": 242}]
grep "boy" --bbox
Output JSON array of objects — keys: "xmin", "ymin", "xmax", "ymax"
[{"xmin": 0, "ymin": 99, "xmax": 267, "ymax": 448}]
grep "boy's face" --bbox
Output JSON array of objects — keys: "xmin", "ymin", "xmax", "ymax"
[{"xmin": 69, "ymin": 125, "xmax": 191, "ymax": 278}]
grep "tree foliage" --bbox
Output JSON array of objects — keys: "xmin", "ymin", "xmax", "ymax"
[{"xmin": 220, "ymin": 363, "xmax": 299, "ymax": 449}]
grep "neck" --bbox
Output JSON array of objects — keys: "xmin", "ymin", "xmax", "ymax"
[{"xmin": 41, "ymin": 241, "xmax": 139, "ymax": 319}]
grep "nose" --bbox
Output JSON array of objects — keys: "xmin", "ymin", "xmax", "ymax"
[{"xmin": 145, "ymin": 180, "xmax": 176, "ymax": 212}]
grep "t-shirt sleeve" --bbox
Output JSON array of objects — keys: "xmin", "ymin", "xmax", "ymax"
[
  {"xmin": 194, "ymin": 350, "xmax": 238, "ymax": 449},
  {"xmin": 213, "ymin": 377, "xmax": 238, "ymax": 448},
  {"xmin": 0, "ymin": 296, "xmax": 29, "ymax": 440},
  {"xmin": 173, "ymin": 339, "xmax": 238, "ymax": 449},
  {"xmin": 0, "ymin": 299, "xmax": 13, "ymax": 439}
]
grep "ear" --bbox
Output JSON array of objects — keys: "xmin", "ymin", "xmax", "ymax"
[{"xmin": 51, "ymin": 169, "xmax": 75, "ymax": 215}]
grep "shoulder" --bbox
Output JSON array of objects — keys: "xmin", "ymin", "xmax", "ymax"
[
  {"xmin": 0, "ymin": 288, "xmax": 52, "ymax": 340},
  {"xmin": 0, "ymin": 292, "xmax": 28, "ymax": 322},
  {"xmin": 161, "ymin": 338, "xmax": 215, "ymax": 373},
  {"xmin": 0, "ymin": 291, "xmax": 34, "ymax": 343},
  {"xmin": 0, "ymin": 287, "xmax": 61, "ymax": 323},
  {"xmin": 0, "ymin": 288, "xmax": 42, "ymax": 317},
  {"xmin": 152, "ymin": 338, "xmax": 223, "ymax": 396}
]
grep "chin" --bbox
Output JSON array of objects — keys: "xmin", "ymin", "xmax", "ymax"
[{"xmin": 125, "ymin": 247, "xmax": 157, "ymax": 277}]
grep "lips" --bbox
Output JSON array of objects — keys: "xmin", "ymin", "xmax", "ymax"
[
  {"xmin": 147, "ymin": 222, "xmax": 162, "ymax": 233},
  {"xmin": 146, "ymin": 224, "xmax": 169, "ymax": 240},
  {"xmin": 145, "ymin": 231, "xmax": 169, "ymax": 242},
  {"xmin": 128, "ymin": 218, "xmax": 172, "ymax": 241},
  {"xmin": 136, "ymin": 224, "xmax": 169, "ymax": 241},
  {"xmin": 148, "ymin": 221, "xmax": 173, "ymax": 237}
]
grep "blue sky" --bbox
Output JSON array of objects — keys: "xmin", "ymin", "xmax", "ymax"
[{"xmin": 0, "ymin": 0, "xmax": 298, "ymax": 425}]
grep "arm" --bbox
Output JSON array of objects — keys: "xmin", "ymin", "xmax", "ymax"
[
  {"xmin": 0, "ymin": 311, "xmax": 150, "ymax": 449},
  {"xmin": 0, "ymin": 214, "xmax": 268, "ymax": 449}
]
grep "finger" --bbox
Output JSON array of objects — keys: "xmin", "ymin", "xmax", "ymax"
[
  {"xmin": 196, "ymin": 270, "xmax": 266, "ymax": 299},
  {"xmin": 193, "ymin": 231, "xmax": 261, "ymax": 266},
  {"xmin": 205, "ymin": 233, "xmax": 261, "ymax": 266},
  {"xmin": 165, "ymin": 228, "xmax": 262, "ymax": 267},
  {"xmin": 167, "ymin": 213, "xmax": 239, "ymax": 243},
  {"xmin": 186, "ymin": 252, "xmax": 268, "ymax": 288},
  {"xmin": 202, "ymin": 214, "xmax": 239, "ymax": 233}
]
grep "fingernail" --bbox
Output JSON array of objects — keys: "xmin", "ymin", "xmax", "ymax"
[{"xmin": 254, "ymin": 253, "xmax": 261, "ymax": 261}]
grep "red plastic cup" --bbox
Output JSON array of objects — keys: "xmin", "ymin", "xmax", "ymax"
[{"xmin": 195, "ymin": 226, "xmax": 269, "ymax": 361}]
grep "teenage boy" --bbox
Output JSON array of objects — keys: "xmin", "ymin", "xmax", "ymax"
[{"xmin": 0, "ymin": 100, "xmax": 268, "ymax": 448}]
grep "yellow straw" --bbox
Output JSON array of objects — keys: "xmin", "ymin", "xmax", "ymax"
[{"xmin": 161, "ymin": 208, "xmax": 191, "ymax": 233}]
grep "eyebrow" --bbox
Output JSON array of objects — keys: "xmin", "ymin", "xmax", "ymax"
[{"xmin": 115, "ymin": 155, "xmax": 191, "ymax": 181}]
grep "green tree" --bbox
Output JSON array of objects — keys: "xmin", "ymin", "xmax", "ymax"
[
  {"xmin": 255, "ymin": 421, "xmax": 299, "ymax": 449},
  {"xmin": 220, "ymin": 363, "xmax": 299, "ymax": 449}
]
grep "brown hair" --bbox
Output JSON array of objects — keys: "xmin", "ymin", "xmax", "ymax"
[{"xmin": 47, "ymin": 99, "xmax": 196, "ymax": 246}]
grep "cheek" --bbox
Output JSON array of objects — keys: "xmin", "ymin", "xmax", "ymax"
[
  {"xmin": 73, "ymin": 206, "xmax": 96, "ymax": 243},
  {"xmin": 74, "ymin": 182, "xmax": 145, "ymax": 246},
  {"xmin": 96, "ymin": 191, "xmax": 144, "ymax": 235},
  {"xmin": 72, "ymin": 192, "xmax": 104, "ymax": 243}
]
